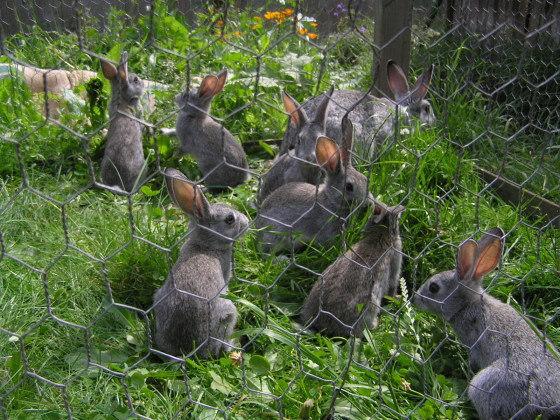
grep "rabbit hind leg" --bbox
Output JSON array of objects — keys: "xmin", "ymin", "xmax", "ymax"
[
  {"xmin": 469, "ymin": 363, "xmax": 530, "ymax": 420},
  {"xmin": 208, "ymin": 299, "xmax": 238, "ymax": 357}
]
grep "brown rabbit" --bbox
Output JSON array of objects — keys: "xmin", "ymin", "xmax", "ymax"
[
  {"xmin": 414, "ymin": 228, "xmax": 560, "ymax": 420},
  {"xmin": 257, "ymin": 87, "xmax": 333, "ymax": 203},
  {"xmin": 99, "ymin": 51, "xmax": 146, "ymax": 192},
  {"xmin": 255, "ymin": 117, "xmax": 373, "ymax": 254},
  {"xmin": 281, "ymin": 60, "xmax": 435, "ymax": 160},
  {"xmin": 153, "ymin": 168, "xmax": 249, "ymax": 358},
  {"xmin": 174, "ymin": 69, "xmax": 249, "ymax": 190},
  {"xmin": 301, "ymin": 201, "xmax": 405, "ymax": 337}
]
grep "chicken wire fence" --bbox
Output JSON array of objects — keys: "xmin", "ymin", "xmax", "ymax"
[{"xmin": 1, "ymin": 0, "xmax": 559, "ymax": 419}]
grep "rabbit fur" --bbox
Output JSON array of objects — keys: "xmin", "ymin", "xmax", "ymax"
[
  {"xmin": 257, "ymin": 88, "xmax": 333, "ymax": 204},
  {"xmin": 175, "ymin": 69, "xmax": 249, "ymax": 190},
  {"xmin": 153, "ymin": 168, "xmax": 249, "ymax": 358},
  {"xmin": 255, "ymin": 117, "xmax": 373, "ymax": 254},
  {"xmin": 99, "ymin": 51, "xmax": 147, "ymax": 192},
  {"xmin": 413, "ymin": 228, "xmax": 560, "ymax": 420},
  {"xmin": 301, "ymin": 201, "xmax": 405, "ymax": 338},
  {"xmin": 281, "ymin": 60, "xmax": 434, "ymax": 159}
]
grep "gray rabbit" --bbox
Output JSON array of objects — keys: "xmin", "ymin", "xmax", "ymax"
[
  {"xmin": 99, "ymin": 51, "xmax": 147, "ymax": 192},
  {"xmin": 256, "ymin": 117, "xmax": 373, "ymax": 254},
  {"xmin": 257, "ymin": 88, "xmax": 333, "ymax": 203},
  {"xmin": 414, "ymin": 228, "xmax": 560, "ymax": 420},
  {"xmin": 153, "ymin": 168, "xmax": 249, "ymax": 358},
  {"xmin": 301, "ymin": 201, "xmax": 405, "ymax": 338},
  {"xmin": 174, "ymin": 69, "xmax": 249, "ymax": 190},
  {"xmin": 281, "ymin": 60, "xmax": 434, "ymax": 159}
]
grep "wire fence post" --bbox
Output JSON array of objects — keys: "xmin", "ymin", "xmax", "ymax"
[{"xmin": 374, "ymin": 0, "xmax": 413, "ymax": 98}]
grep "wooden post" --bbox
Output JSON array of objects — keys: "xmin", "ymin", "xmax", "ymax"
[{"xmin": 373, "ymin": 0, "xmax": 413, "ymax": 99}]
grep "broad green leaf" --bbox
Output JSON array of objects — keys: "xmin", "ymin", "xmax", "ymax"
[
  {"xmin": 417, "ymin": 402, "xmax": 435, "ymax": 420},
  {"xmin": 249, "ymin": 354, "xmax": 271, "ymax": 376},
  {"xmin": 141, "ymin": 185, "xmax": 161, "ymax": 197}
]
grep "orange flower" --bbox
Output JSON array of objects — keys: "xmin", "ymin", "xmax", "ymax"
[
  {"xmin": 263, "ymin": 9, "xmax": 294, "ymax": 24},
  {"xmin": 233, "ymin": 31, "xmax": 242, "ymax": 36},
  {"xmin": 217, "ymin": 20, "xmax": 224, "ymax": 26},
  {"xmin": 252, "ymin": 23, "xmax": 261, "ymax": 29},
  {"xmin": 298, "ymin": 28, "xmax": 309, "ymax": 35},
  {"xmin": 311, "ymin": 22, "xmax": 318, "ymax": 27},
  {"xmin": 264, "ymin": 11, "xmax": 277, "ymax": 20},
  {"xmin": 254, "ymin": 16, "xmax": 262, "ymax": 21},
  {"xmin": 308, "ymin": 33, "xmax": 318, "ymax": 39}
]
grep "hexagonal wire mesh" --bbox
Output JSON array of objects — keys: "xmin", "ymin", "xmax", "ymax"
[{"xmin": 1, "ymin": 0, "xmax": 559, "ymax": 418}]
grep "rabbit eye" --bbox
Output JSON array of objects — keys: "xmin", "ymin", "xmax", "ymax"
[
  {"xmin": 224, "ymin": 214, "xmax": 235, "ymax": 225},
  {"xmin": 429, "ymin": 282, "xmax": 440, "ymax": 294},
  {"xmin": 422, "ymin": 104, "xmax": 431, "ymax": 114},
  {"xmin": 345, "ymin": 182, "xmax": 354, "ymax": 193},
  {"xmin": 133, "ymin": 76, "xmax": 140, "ymax": 83}
]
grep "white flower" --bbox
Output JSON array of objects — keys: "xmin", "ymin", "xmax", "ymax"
[{"xmin": 297, "ymin": 13, "xmax": 316, "ymax": 22}]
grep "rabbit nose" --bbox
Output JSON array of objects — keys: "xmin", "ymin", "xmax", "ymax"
[
  {"xmin": 295, "ymin": 149, "xmax": 316, "ymax": 164},
  {"xmin": 304, "ymin": 152, "xmax": 316, "ymax": 163},
  {"xmin": 304, "ymin": 147, "xmax": 317, "ymax": 160},
  {"xmin": 412, "ymin": 292, "xmax": 426, "ymax": 306}
]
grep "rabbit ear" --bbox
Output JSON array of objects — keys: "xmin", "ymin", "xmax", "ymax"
[
  {"xmin": 386, "ymin": 60, "xmax": 409, "ymax": 102},
  {"xmin": 316, "ymin": 136, "xmax": 341, "ymax": 173},
  {"xmin": 100, "ymin": 57, "xmax": 118, "ymax": 80},
  {"xmin": 370, "ymin": 203, "xmax": 388, "ymax": 223},
  {"xmin": 214, "ymin": 69, "xmax": 228, "ymax": 95},
  {"xmin": 389, "ymin": 204, "xmax": 406, "ymax": 214},
  {"xmin": 164, "ymin": 168, "xmax": 209, "ymax": 219},
  {"xmin": 457, "ymin": 228, "xmax": 503, "ymax": 283},
  {"xmin": 118, "ymin": 51, "xmax": 129, "ymax": 84},
  {"xmin": 471, "ymin": 228, "xmax": 503, "ymax": 279},
  {"xmin": 457, "ymin": 238, "xmax": 478, "ymax": 280},
  {"xmin": 312, "ymin": 85, "xmax": 334, "ymax": 126},
  {"xmin": 370, "ymin": 203, "xmax": 405, "ymax": 224},
  {"xmin": 282, "ymin": 91, "xmax": 309, "ymax": 128},
  {"xmin": 199, "ymin": 75, "xmax": 221, "ymax": 99},
  {"xmin": 409, "ymin": 64, "xmax": 433, "ymax": 104}
]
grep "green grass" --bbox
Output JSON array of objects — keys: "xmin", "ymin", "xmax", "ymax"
[{"xmin": 1, "ymin": 2, "xmax": 559, "ymax": 419}]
